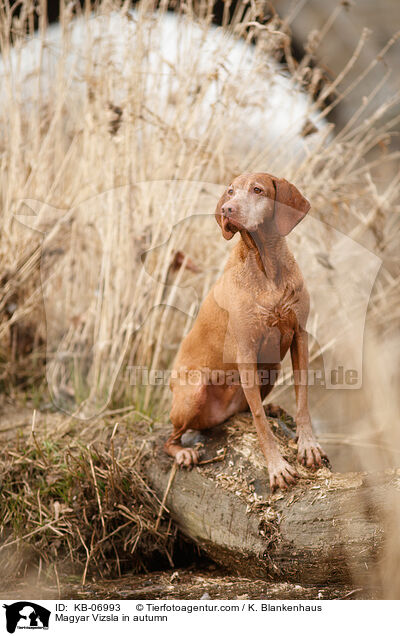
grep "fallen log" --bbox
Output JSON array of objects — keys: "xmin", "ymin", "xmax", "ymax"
[{"xmin": 143, "ymin": 409, "xmax": 399, "ymax": 587}]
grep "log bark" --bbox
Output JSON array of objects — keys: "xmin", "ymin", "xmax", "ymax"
[{"xmin": 143, "ymin": 410, "xmax": 399, "ymax": 587}]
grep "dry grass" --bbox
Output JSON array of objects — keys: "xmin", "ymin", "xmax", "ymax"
[
  {"xmin": 0, "ymin": 406, "xmax": 175, "ymax": 587},
  {"xmin": 0, "ymin": 0, "xmax": 398, "ymax": 417},
  {"xmin": 0, "ymin": 0, "xmax": 399, "ymax": 597}
]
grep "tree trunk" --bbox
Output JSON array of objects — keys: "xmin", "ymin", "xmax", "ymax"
[{"xmin": 143, "ymin": 410, "xmax": 398, "ymax": 587}]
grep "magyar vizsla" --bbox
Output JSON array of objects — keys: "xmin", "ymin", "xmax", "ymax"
[{"xmin": 165, "ymin": 173, "xmax": 328, "ymax": 491}]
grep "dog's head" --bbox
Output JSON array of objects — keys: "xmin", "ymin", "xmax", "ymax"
[{"xmin": 215, "ymin": 173, "xmax": 310, "ymax": 240}]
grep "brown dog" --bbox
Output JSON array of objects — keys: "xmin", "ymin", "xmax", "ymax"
[{"xmin": 165, "ymin": 173, "xmax": 328, "ymax": 491}]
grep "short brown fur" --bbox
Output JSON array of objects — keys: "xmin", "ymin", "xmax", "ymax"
[{"xmin": 165, "ymin": 173, "xmax": 328, "ymax": 491}]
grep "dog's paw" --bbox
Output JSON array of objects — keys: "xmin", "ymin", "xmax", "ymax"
[
  {"xmin": 297, "ymin": 438, "xmax": 329, "ymax": 469},
  {"xmin": 175, "ymin": 448, "xmax": 199, "ymax": 468},
  {"xmin": 269, "ymin": 457, "xmax": 299, "ymax": 492}
]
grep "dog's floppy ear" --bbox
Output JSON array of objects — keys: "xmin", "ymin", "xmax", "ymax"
[{"xmin": 273, "ymin": 178, "xmax": 310, "ymax": 236}]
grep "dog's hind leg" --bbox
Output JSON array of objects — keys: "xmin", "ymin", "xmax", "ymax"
[{"xmin": 165, "ymin": 384, "xmax": 208, "ymax": 467}]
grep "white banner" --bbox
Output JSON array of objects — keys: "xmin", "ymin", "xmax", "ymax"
[{"xmin": 1, "ymin": 599, "xmax": 396, "ymax": 636}]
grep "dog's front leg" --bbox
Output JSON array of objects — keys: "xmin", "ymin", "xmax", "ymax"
[
  {"xmin": 237, "ymin": 360, "xmax": 298, "ymax": 491},
  {"xmin": 290, "ymin": 327, "xmax": 329, "ymax": 468}
]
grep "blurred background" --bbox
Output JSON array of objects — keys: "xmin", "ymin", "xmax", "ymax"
[{"xmin": 275, "ymin": 0, "xmax": 400, "ymax": 125}]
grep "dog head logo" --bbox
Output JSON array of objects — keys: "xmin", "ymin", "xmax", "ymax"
[
  {"xmin": 3, "ymin": 602, "xmax": 50, "ymax": 634},
  {"xmin": 14, "ymin": 179, "xmax": 381, "ymax": 420}
]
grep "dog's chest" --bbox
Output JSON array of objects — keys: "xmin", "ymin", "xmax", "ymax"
[
  {"xmin": 256, "ymin": 286, "xmax": 299, "ymax": 332},
  {"xmin": 255, "ymin": 290, "xmax": 298, "ymax": 363}
]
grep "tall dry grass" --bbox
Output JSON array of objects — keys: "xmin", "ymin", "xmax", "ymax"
[
  {"xmin": 0, "ymin": 0, "xmax": 399, "ymax": 595},
  {"xmin": 0, "ymin": 0, "xmax": 398, "ymax": 417}
]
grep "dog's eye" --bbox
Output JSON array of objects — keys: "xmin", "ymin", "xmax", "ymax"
[
  {"xmin": 253, "ymin": 187, "xmax": 262, "ymax": 194},
  {"xmin": 227, "ymin": 188, "xmax": 234, "ymax": 195}
]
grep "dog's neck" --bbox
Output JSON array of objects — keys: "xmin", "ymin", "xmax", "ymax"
[{"xmin": 239, "ymin": 226, "xmax": 289, "ymax": 284}]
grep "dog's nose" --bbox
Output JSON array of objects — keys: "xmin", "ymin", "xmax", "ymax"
[{"xmin": 222, "ymin": 203, "xmax": 237, "ymax": 217}]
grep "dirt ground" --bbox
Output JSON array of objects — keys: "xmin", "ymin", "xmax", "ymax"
[{"xmin": 1, "ymin": 564, "xmax": 377, "ymax": 601}]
